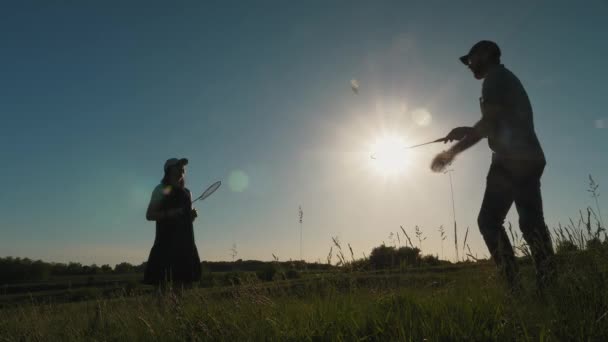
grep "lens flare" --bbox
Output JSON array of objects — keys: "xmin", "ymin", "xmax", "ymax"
[
  {"xmin": 228, "ymin": 170, "xmax": 249, "ymax": 192},
  {"xmin": 411, "ymin": 108, "xmax": 432, "ymax": 126}
]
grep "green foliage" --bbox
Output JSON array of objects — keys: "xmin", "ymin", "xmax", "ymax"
[
  {"xmin": 285, "ymin": 269, "xmax": 300, "ymax": 279},
  {"xmin": 202, "ymin": 260, "xmax": 330, "ymax": 273},
  {"xmin": 113, "ymin": 262, "xmax": 136, "ymax": 274},
  {"xmin": 0, "ymin": 257, "xmax": 51, "ymax": 283},
  {"xmin": 199, "ymin": 272, "xmax": 215, "ymax": 288},
  {"xmin": 2, "ymin": 249, "xmax": 608, "ymax": 340},
  {"xmin": 3, "ymin": 176, "xmax": 608, "ymax": 339},
  {"xmin": 222, "ymin": 272, "xmax": 243, "ymax": 286},
  {"xmin": 556, "ymin": 240, "xmax": 579, "ymax": 254},
  {"xmin": 420, "ymin": 254, "xmax": 440, "ymax": 266},
  {"xmin": 396, "ymin": 246, "xmax": 422, "ymax": 266},
  {"xmin": 0, "ymin": 258, "xmax": 150, "ymax": 283},
  {"xmin": 348, "ymin": 258, "xmax": 371, "ymax": 271},
  {"xmin": 256, "ymin": 264, "xmax": 278, "ymax": 282},
  {"xmin": 587, "ymin": 237, "xmax": 603, "ymax": 250}
]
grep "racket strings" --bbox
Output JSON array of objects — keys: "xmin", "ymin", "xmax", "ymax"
[{"xmin": 192, "ymin": 181, "xmax": 222, "ymax": 203}]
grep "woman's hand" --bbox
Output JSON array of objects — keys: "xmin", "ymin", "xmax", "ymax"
[{"xmin": 191, "ymin": 208, "xmax": 198, "ymax": 222}]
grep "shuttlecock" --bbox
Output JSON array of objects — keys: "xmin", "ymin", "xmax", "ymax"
[{"xmin": 350, "ymin": 79, "xmax": 359, "ymax": 94}]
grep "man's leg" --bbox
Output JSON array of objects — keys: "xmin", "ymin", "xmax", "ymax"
[
  {"xmin": 478, "ymin": 163, "xmax": 519, "ymax": 288},
  {"xmin": 513, "ymin": 164, "xmax": 555, "ymax": 290}
]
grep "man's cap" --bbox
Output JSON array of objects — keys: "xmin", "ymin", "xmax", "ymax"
[
  {"xmin": 459, "ymin": 40, "xmax": 501, "ymax": 65},
  {"xmin": 164, "ymin": 158, "xmax": 188, "ymax": 172}
]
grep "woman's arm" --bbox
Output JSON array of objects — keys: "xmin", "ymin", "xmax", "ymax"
[
  {"xmin": 146, "ymin": 198, "xmax": 164, "ymax": 221},
  {"xmin": 146, "ymin": 186, "xmax": 183, "ymax": 221},
  {"xmin": 146, "ymin": 203, "xmax": 184, "ymax": 221}
]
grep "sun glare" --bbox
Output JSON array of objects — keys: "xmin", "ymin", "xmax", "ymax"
[{"xmin": 369, "ymin": 135, "xmax": 409, "ymax": 176}]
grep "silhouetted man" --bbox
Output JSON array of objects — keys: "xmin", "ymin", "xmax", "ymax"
[{"xmin": 431, "ymin": 41, "xmax": 555, "ymax": 291}]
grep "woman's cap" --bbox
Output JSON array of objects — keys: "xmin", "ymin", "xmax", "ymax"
[{"xmin": 164, "ymin": 158, "xmax": 188, "ymax": 172}]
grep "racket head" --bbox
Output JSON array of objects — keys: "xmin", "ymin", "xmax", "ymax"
[{"xmin": 192, "ymin": 181, "xmax": 222, "ymax": 203}]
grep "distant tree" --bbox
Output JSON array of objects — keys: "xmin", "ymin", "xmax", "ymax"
[
  {"xmin": 369, "ymin": 245, "xmax": 422, "ymax": 269},
  {"xmin": 31, "ymin": 260, "xmax": 51, "ymax": 281},
  {"xmin": 89, "ymin": 264, "xmax": 100, "ymax": 274},
  {"xmin": 0, "ymin": 257, "xmax": 142, "ymax": 281},
  {"xmin": 369, "ymin": 245, "xmax": 396, "ymax": 269},
  {"xmin": 396, "ymin": 246, "xmax": 421, "ymax": 266},
  {"xmin": 0, "ymin": 257, "xmax": 51, "ymax": 282},
  {"xmin": 114, "ymin": 262, "xmax": 135, "ymax": 274},
  {"xmin": 421, "ymin": 254, "xmax": 440, "ymax": 266},
  {"xmin": 67, "ymin": 262, "xmax": 83, "ymax": 275},
  {"xmin": 50, "ymin": 263, "xmax": 68, "ymax": 276},
  {"xmin": 134, "ymin": 262, "xmax": 147, "ymax": 273}
]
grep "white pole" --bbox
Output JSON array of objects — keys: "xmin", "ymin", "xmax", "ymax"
[
  {"xmin": 298, "ymin": 206, "xmax": 303, "ymax": 261},
  {"xmin": 447, "ymin": 170, "xmax": 458, "ymax": 262}
]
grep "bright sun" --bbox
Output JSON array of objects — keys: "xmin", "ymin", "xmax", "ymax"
[{"xmin": 369, "ymin": 135, "xmax": 409, "ymax": 176}]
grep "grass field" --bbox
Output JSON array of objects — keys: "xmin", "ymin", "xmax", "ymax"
[{"xmin": 1, "ymin": 247, "xmax": 607, "ymax": 341}]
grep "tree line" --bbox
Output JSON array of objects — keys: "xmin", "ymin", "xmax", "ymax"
[
  {"xmin": 0, "ymin": 257, "xmax": 145, "ymax": 283},
  {"xmin": 5, "ymin": 237, "xmax": 604, "ymax": 284},
  {"xmin": 0, "ymin": 257, "xmax": 336, "ymax": 284}
]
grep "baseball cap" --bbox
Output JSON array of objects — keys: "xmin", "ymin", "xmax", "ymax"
[
  {"xmin": 459, "ymin": 40, "xmax": 501, "ymax": 65},
  {"xmin": 164, "ymin": 158, "xmax": 188, "ymax": 172}
]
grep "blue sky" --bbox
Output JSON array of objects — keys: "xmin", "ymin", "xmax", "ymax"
[{"xmin": 1, "ymin": 1, "xmax": 606, "ymax": 265}]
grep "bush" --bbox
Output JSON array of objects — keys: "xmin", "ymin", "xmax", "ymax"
[
  {"xmin": 256, "ymin": 264, "xmax": 278, "ymax": 282},
  {"xmin": 114, "ymin": 262, "xmax": 135, "ymax": 274},
  {"xmin": 200, "ymin": 272, "xmax": 215, "ymax": 287},
  {"xmin": 586, "ymin": 237, "xmax": 603, "ymax": 250},
  {"xmin": 396, "ymin": 247, "xmax": 421, "ymax": 266},
  {"xmin": 369, "ymin": 245, "xmax": 421, "ymax": 270},
  {"xmin": 223, "ymin": 272, "xmax": 243, "ymax": 286},
  {"xmin": 286, "ymin": 269, "xmax": 300, "ymax": 279},
  {"xmin": 349, "ymin": 259, "xmax": 371, "ymax": 271},
  {"xmin": 369, "ymin": 245, "xmax": 396, "ymax": 269},
  {"xmin": 421, "ymin": 255, "xmax": 440, "ymax": 266},
  {"xmin": 556, "ymin": 240, "xmax": 579, "ymax": 254}
]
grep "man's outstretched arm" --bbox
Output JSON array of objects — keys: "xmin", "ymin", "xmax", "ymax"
[
  {"xmin": 431, "ymin": 119, "xmax": 488, "ymax": 172},
  {"xmin": 448, "ymin": 119, "xmax": 486, "ymax": 155}
]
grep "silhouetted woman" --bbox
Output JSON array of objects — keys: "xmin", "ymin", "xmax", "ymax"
[{"xmin": 144, "ymin": 158, "xmax": 201, "ymax": 287}]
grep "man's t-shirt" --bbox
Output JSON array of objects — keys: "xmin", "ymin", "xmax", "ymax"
[{"xmin": 479, "ymin": 64, "xmax": 545, "ymax": 163}]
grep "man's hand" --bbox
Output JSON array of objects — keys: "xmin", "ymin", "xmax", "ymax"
[
  {"xmin": 445, "ymin": 127, "xmax": 474, "ymax": 142},
  {"xmin": 430, "ymin": 150, "xmax": 455, "ymax": 173},
  {"xmin": 191, "ymin": 208, "xmax": 198, "ymax": 222}
]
